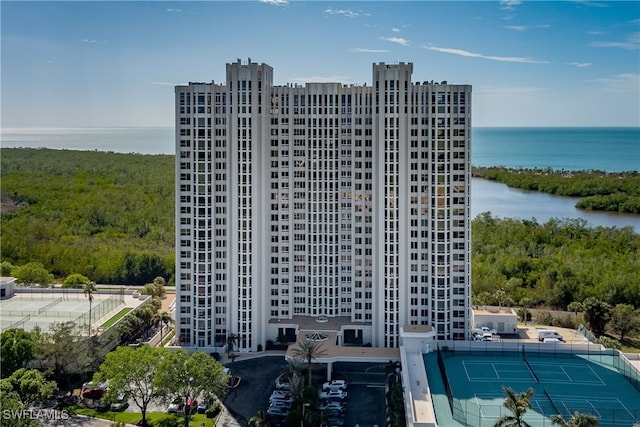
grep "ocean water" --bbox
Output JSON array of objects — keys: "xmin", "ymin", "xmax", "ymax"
[
  {"xmin": 473, "ymin": 127, "xmax": 639, "ymax": 172},
  {"xmin": 1, "ymin": 127, "xmax": 175, "ymax": 155},
  {"xmin": 2, "ymin": 126, "xmax": 638, "ymax": 172}
]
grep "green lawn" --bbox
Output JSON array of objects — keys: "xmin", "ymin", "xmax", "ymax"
[{"xmin": 100, "ymin": 308, "xmax": 132, "ymax": 328}]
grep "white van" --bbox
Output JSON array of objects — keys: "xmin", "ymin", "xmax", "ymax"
[{"xmin": 537, "ymin": 329, "xmax": 563, "ymax": 342}]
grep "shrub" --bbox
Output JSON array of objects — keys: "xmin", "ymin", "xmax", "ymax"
[
  {"xmin": 205, "ymin": 401, "xmax": 220, "ymax": 418},
  {"xmin": 597, "ymin": 336, "xmax": 621, "ymax": 350},
  {"xmin": 554, "ymin": 314, "xmax": 574, "ymax": 329},
  {"xmin": 536, "ymin": 311, "xmax": 553, "ymax": 325}
]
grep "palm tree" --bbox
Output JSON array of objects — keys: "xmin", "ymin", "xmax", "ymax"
[
  {"xmin": 83, "ymin": 281, "xmax": 97, "ymax": 337},
  {"xmin": 227, "ymin": 333, "xmax": 239, "ymax": 356},
  {"xmin": 249, "ymin": 410, "xmax": 270, "ymax": 427},
  {"xmin": 154, "ymin": 311, "xmax": 173, "ymax": 343},
  {"xmin": 135, "ymin": 305, "xmax": 156, "ymax": 338},
  {"xmin": 494, "ymin": 386, "xmax": 534, "ymax": 427},
  {"xmin": 291, "ymin": 338, "xmax": 327, "ymax": 386},
  {"xmin": 551, "ymin": 411, "xmax": 599, "ymax": 427},
  {"xmin": 567, "ymin": 301, "xmax": 583, "ymax": 329},
  {"xmin": 385, "ymin": 360, "xmax": 402, "ymax": 384}
]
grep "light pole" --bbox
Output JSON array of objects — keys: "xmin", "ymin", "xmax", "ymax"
[{"xmin": 301, "ymin": 402, "xmax": 310, "ymax": 427}]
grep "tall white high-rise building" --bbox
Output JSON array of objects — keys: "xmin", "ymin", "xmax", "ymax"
[{"xmin": 175, "ymin": 59, "xmax": 471, "ymax": 351}]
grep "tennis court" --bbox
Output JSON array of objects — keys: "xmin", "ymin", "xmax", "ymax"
[
  {"xmin": 425, "ymin": 349, "xmax": 640, "ymax": 427},
  {"xmin": 0, "ymin": 291, "xmax": 126, "ymax": 333}
]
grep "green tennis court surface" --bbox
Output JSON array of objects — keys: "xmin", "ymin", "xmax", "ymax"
[{"xmin": 425, "ymin": 351, "xmax": 640, "ymax": 427}]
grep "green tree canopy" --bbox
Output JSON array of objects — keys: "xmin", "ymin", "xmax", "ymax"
[
  {"xmin": 94, "ymin": 345, "xmax": 169, "ymax": 426},
  {"xmin": 1, "ymin": 261, "xmax": 16, "ymax": 276},
  {"xmin": 609, "ymin": 303, "xmax": 640, "ymax": 342},
  {"xmin": 62, "ymin": 273, "xmax": 91, "ymax": 288},
  {"xmin": 13, "ymin": 262, "xmax": 54, "ymax": 287},
  {"xmin": 5, "ymin": 368, "xmax": 57, "ymax": 405},
  {"xmin": 1, "ymin": 329, "xmax": 36, "ymax": 378},
  {"xmin": 32, "ymin": 322, "xmax": 94, "ymax": 388},
  {"xmin": 582, "ymin": 298, "xmax": 611, "ymax": 337},
  {"xmin": 155, "ymin": 350, "xmax": 228, "ymax": 427},
  {"xmin": 0, "ymin": 380, "xmax": 38, "ymax": 427}
]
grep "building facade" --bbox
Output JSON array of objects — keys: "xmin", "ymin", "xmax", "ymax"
[{"xmin": 175, "ymin": 59, "xmax": 471, "ymax": 351}]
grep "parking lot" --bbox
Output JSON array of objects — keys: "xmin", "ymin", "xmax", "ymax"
[{"xmin": 222, "ymin": 356, "xmax": 387, "ymax": 427}]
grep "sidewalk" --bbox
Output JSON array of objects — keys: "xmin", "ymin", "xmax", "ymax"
[{"xmin": 216, "ymin": 405, "xmax": 243, "ymax": 427}]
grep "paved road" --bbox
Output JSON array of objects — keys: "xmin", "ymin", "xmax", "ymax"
[{"xmin": 38, "ymin": 413, "xmax": 114, "ymax": 427}]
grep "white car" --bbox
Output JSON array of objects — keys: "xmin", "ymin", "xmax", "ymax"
[
  {"xmin": 322, "ymin": 380, "xmax": 347, "ymax": 391},
  {"xmin": 274, "ymin": 373, "xmax": 291, "ymax": 390},
  {"xmin": 269, "ymin": 396, "xmax": 293, "ymax": 406},
  {"xmin": 319, "ymin": 401, "xmax": 344, "ymax": 413},
  {"xmin": 475, "ymin": 333, "xmax": 494, "ymax": 341},
  {"xmin": 480, "ymin": 326, "xmax": 498, "ymax": 335},
  {"xmin": 271, "ymin": 389, "xmax": 291, "ymax": 398},
  {"xmin": 319, "ymin": 390, "xmax": 347, "ymax": 400},
  {"xmin": 267, "ymin": 405, "xmax": 289, "ymax": 417}
]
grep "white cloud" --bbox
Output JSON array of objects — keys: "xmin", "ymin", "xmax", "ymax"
[
  {"xmin": 590, "ymin": 73, "xmax": 640, "ymax": 92},
  {"xmin": 81, "ymin": 39, "xmax": 107, "ymax": 44},
  {"xmin": 499, "ymin": 0, "xmax": 521, "ymax": 10},
  {"xmin": 504, "ymin": 24, "xmax": 550, "ymax": 31},
  {"xmin": 152, "ymin": 81, "xmax": 181, "ymax": 87},
  {"xmin": 260, "ymin": 0, "xmax": 288, "ymax": 5},
  {"xmin": 568, "ymin": 62, "xmax": 592, "ymax": 68},
  {"xmin": 421, "ymin": 45, "xmax": 548, "ymax": 64},
  {"xmin": 590, "ymin": 32, "xmax": 640, "ymax": 50},
  {"xmin": 392, "ymin": 28, "xmax": 400, "ymax": 33},
  {"xmin": 573, "ymin": 1, "xmax": 610, "ymax": 8},
  {"xmin": 166, "ymin": 8, "xmax": 182, "ymax": 13},
  {"xmin": 379, "ymin": 37, "xmax": 410, "ymax": 46},
  {"xmin": 351, "ymin": 48, "xmax": 390, "ymax": 53},
  {"xmin": 325, "ymin": 8, "xmax": 361, "ymax": 18}
]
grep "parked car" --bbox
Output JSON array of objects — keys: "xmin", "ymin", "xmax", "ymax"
[
  {"xmin": 110, "ymin": 396, "xmax": 129, "ymax": 412},
  {"xmin": 324, "ymin": 416, "xmax": 345, "ymax": 426},
  {"xmin": 270, "ymin": 390, "xmax": 291, "ymax": 399},
  {"xmin": 167, "ymin": 398, "xmax": 184, "ymax": 413},
  {"xmin": 275, "ymin": 373, "xmax": 291, "ymax": 390},
  {"xmin": 197, "ymin": 399, "xmax": 212, "ymax": 414},
  {"xmin": 319, "ymin": 390, "xmax": 347, "ymax": 400},
  {"xmin": 318, "ymin": 401, "xmax": 344, "ymax": 413},
  {"xmin": 186, "ymin": 398, "xmax": 198, "ymax": 413},
  {"xmin": 267, "ymin": 404, "xmax": 290, "ymax": 417},
  {"xmin": 269, "ymin": 395, "xmax": 294, "ymax": 406},
  {"xmin": 475, "ymin": 333, "xmax": 494, "ymax": 341},
  {"xmin": 81, "ymin": 382, "xmax": 107, "ymax": 400},
  {"xmin": 538, "ymin": 329, "xmax": 563, "ymax": 341},
  {"xmin": 96, "ymin": 400, "xmax": 110, "ymax": 412},
  {"xmin": 322, "ymin": 380, "xmax": 347, "ymax": 391}
]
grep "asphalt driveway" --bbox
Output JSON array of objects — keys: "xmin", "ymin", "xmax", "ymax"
[{"xmin": 222, "ymin": 356, "xmax": 387, "ymax": 427}]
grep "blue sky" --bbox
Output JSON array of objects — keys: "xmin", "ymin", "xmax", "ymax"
[{"xmin": 2, "ymin": 0, "xmax": 639, "ymax": 127}]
